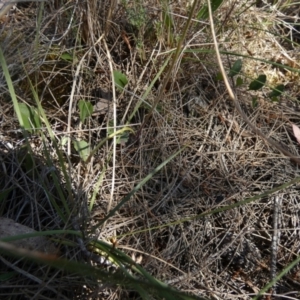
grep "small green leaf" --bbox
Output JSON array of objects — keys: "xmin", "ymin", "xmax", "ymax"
[
  {"xmin": 228, "ymin": 59, "xmax": 242, "ymax": 77},
  {"xmin": 60, "ymin": 136, "xmax": 69, "ymax": 147},
  {"xmin": 113, "ymin": 70, "xmax": 128, "ymax": 91},
  {"xmin": 269, "ymin": 84, "xmax": 284, "ymax": 98},
  {"xmin": 60, "ymin": 52, "xmax": 73, "ymax": 62},
  {"xmin": 197, "ymin": 0, "xmax": 224, "ymax": 20},
  {"xmin": 18, "ymin": 102, "xmax": 41, "ymax": 133},
  {"xmin": 73, "ymin": 140, "xmax": 90, "ymax": 162},
  {"xmin": 271, "ymin": 96, "xmax": 279, "ymax": 102},
  {"xmin": 252, "ymin": 97, "xmax": 258, "ymax": 108},
  {"xmin": 249, "ymin": 74, "xmax": 266, "ymax": 91},
  {"xmin": 78, "ymin": 100, "xmax": 93, "ymax": 123},
  {"xmin": 118, "ymin": 132, "xmax": 130, "ymax": 146},
  {"xmin": 107, "ymin": 120, "xmax": 132, "ymax": 145},
  {"xmin": 216, "ymin": 72, "xmax": 224, "ymax": 81},
  {"xmin": 236, "ymin": 77, "xmax": 243, "ymax": 86}
]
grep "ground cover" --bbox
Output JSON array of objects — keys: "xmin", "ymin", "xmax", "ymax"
[{"xmin": 0, "ymin": 0, "xmax": 300, "ymax": 299}]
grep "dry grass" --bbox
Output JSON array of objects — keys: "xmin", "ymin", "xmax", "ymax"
[{"xmin": 1, "ymin": 0, "xmax": 300, "ymax": 299}]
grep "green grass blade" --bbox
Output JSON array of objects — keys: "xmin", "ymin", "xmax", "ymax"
[{"xmin": 92, "ymin": 146, "xmax": 186, "ymax": 230}]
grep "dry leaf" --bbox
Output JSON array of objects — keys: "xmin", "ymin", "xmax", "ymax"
[
  {"xmin": 0, "ymin": 217, "xmax": 60, "ymax": 255},
  {"xmin": 292, "ymin": 124, "xmax": 300, "ymax": 144},
  {"xmin": 93, "ymin": 98, "xmax": 111, "ymax": 115}
]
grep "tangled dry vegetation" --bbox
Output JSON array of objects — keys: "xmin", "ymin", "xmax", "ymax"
[{"xmin": 1, "ymin": 0, "xmax": 300, "ymax": 299}]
